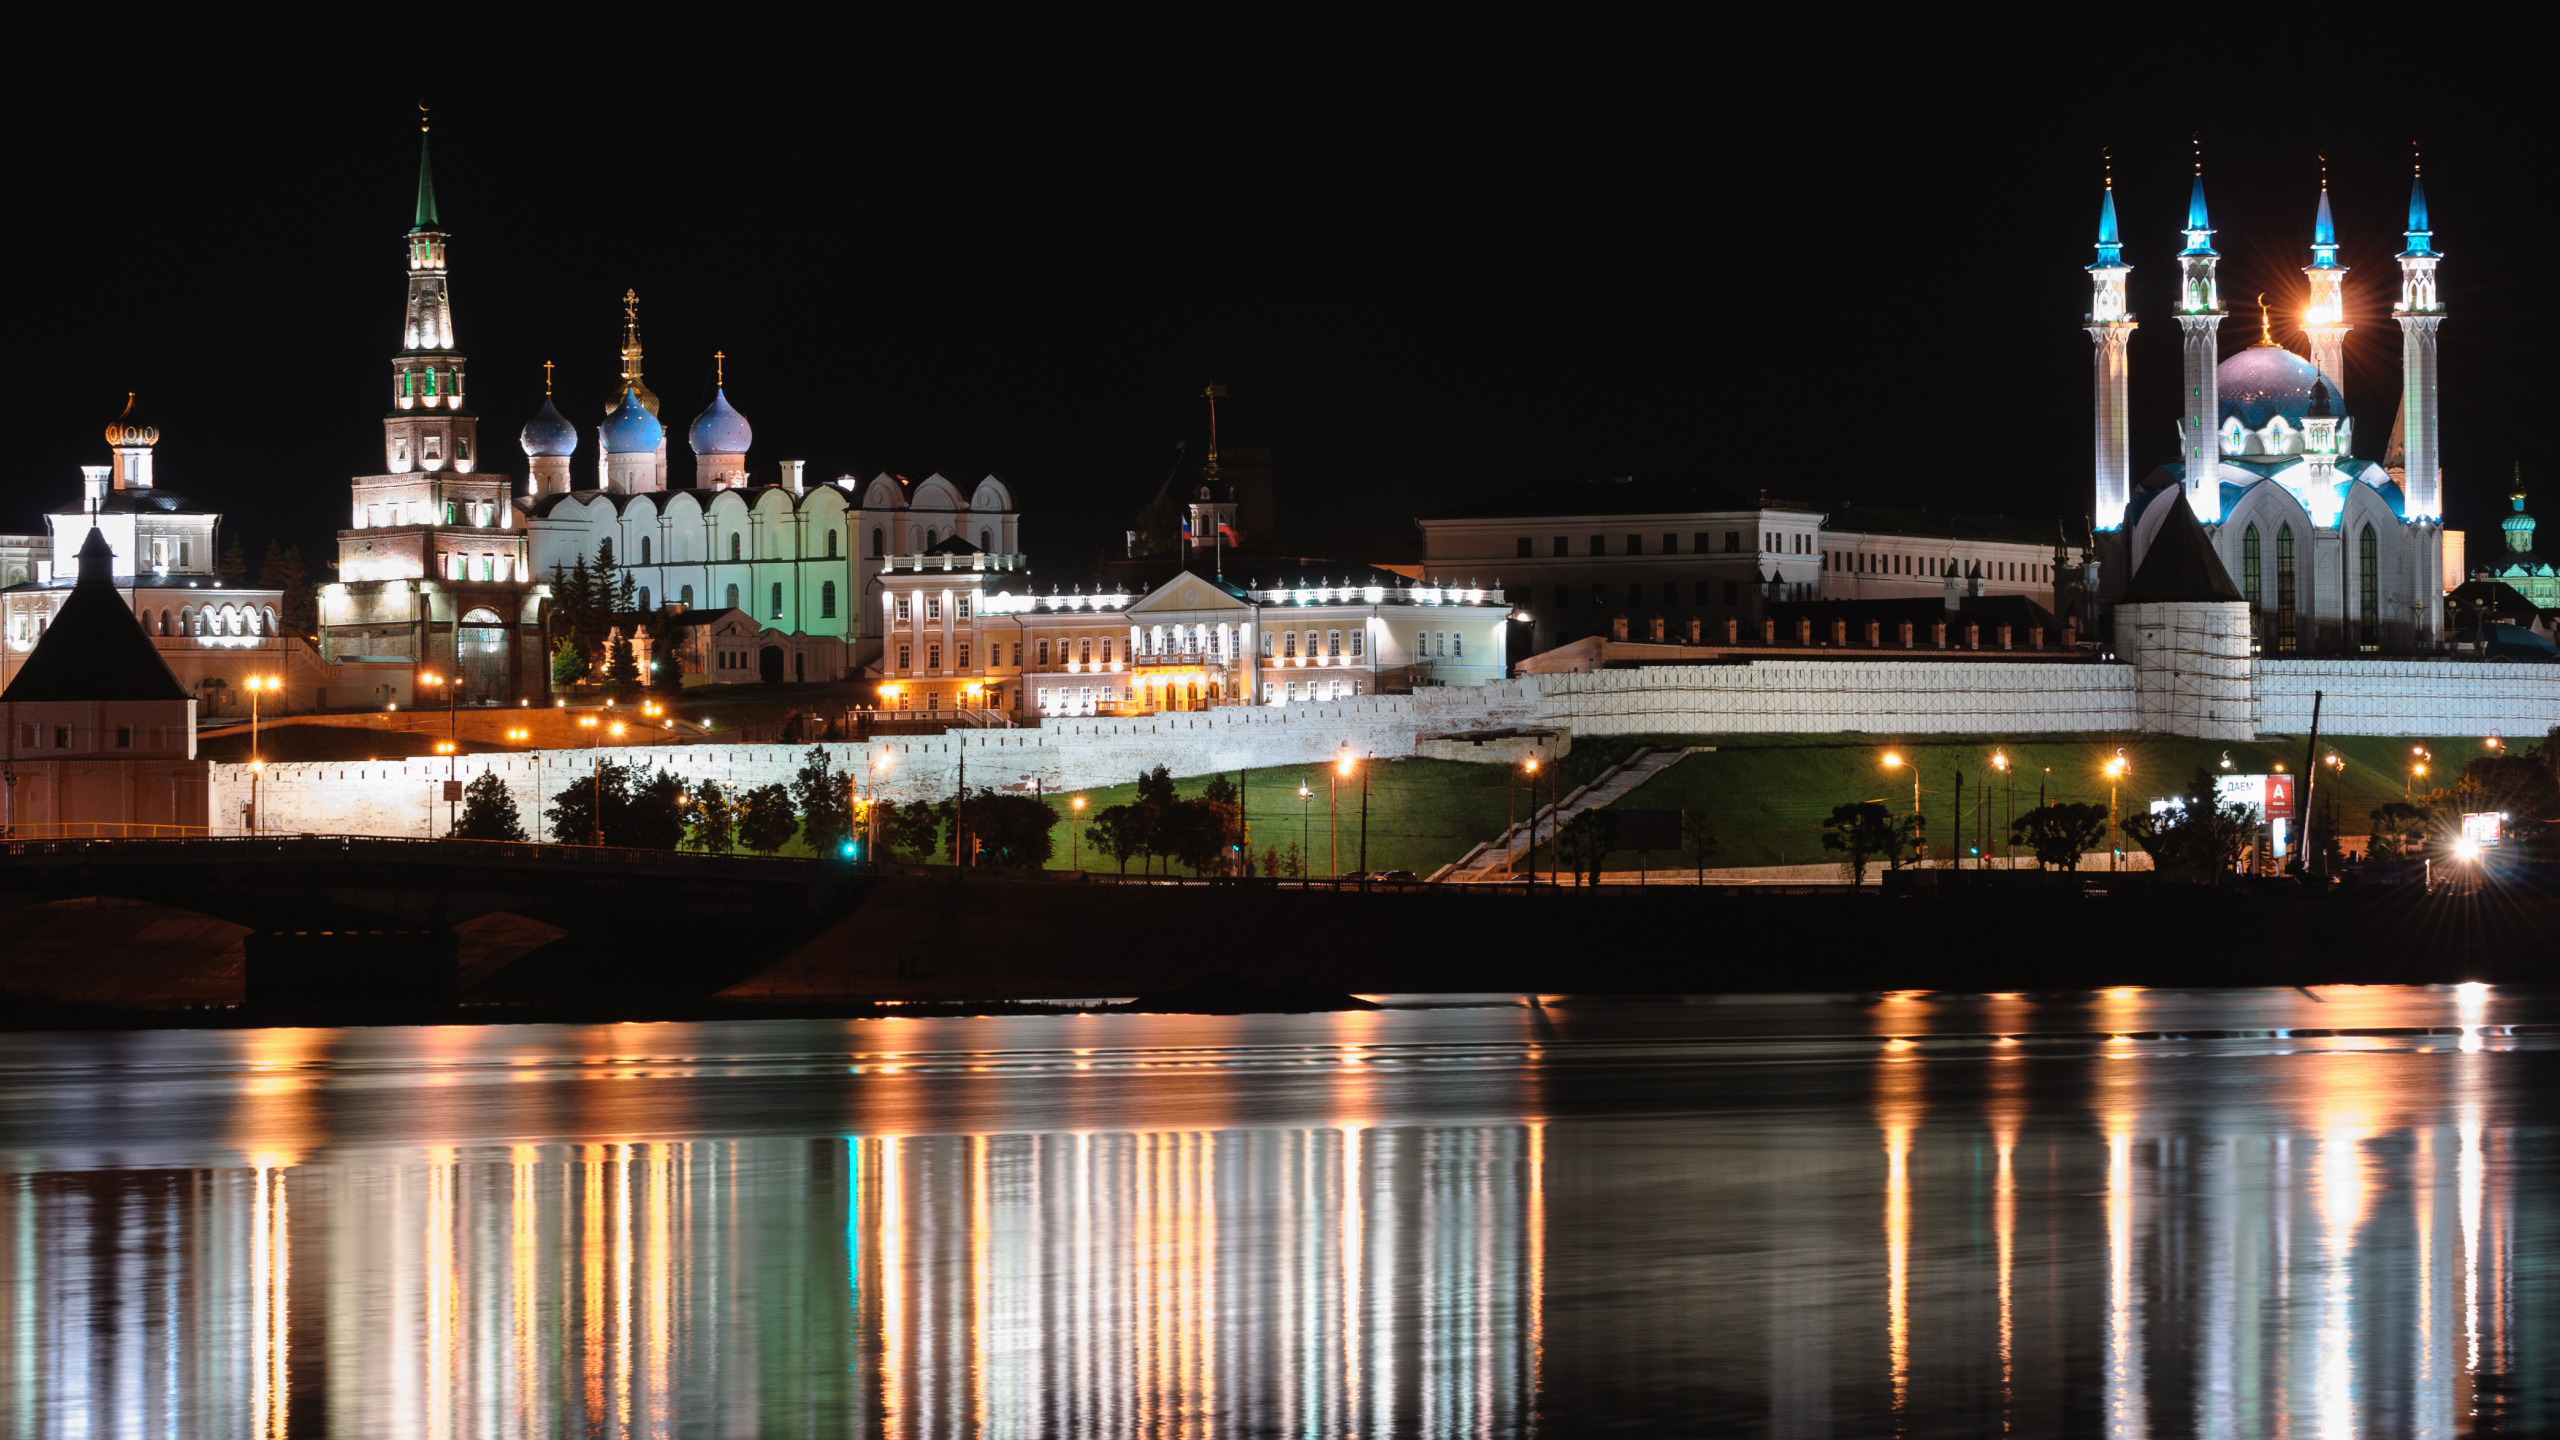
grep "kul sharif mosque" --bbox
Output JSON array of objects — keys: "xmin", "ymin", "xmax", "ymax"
[{"xmin": 2086, "ymin": 156, "xmax": 2449, "ymax": 655}]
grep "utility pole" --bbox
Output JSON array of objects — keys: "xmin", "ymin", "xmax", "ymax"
[
  {"xmin": 952, "ymin": 737, "xmax": 967, "ymax": 866},
  {"xmin": 1358, "ymin": 751, "xmax": 1370, "ymax": 882},
  {"xmin": 2298, "ymin": 689, "xmax": 2325, "ymax": 877}
]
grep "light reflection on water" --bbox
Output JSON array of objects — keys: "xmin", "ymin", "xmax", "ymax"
[{"xmin": 0, "ymin": 987, "xmax": 2552, "ymax": 1436}]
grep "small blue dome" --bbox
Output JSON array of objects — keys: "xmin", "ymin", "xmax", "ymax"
[
  {"xmin": 519, "ymin": 396, "xmax": 578, "ymax": 458},
  {"xmin": 602, "ymin": 387, "xmax": 662, "ymax": 454},
  {"xmin": 687, "ymin": 388, "xmax": 753, "ymax": 455},
  {"xmin": 2219, "ymin": 346, "xmax": 2334, "ymax": 430}
]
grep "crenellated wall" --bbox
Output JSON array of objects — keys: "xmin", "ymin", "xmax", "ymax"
[{"xmin": 207, "ymin": 656, "xmax": 2560, "ymax": 837}]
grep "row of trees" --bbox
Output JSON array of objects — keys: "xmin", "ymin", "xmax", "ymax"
[
  {"xmin": 1822, "ymin": 797, "xmax": 2119, "ymax": 881},
  {"xmin": 549, "ymin": 539, "xmax": 655, "ymax": 691},
  {"xmin": 450, "ymin": 747, "xmax": 1064, "ymax": 866},
  {"xmin": 1080, "ymin": 767, "xmax": 1243, "ymax": 874}
]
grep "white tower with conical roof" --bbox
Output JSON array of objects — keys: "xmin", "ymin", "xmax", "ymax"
[
  {"xmin": 2302, "ymin": 165, "xmax": 2350, "ymax": 404},
  {"xmin": 2086, "ymin": 168, "xmax": 2136, "ymax": 532},
  {"xmin": 2394, "ymin": 157, "xmax": 2445, "ymax": 635},
  {"xmin": 2174, "ymin": 155, "xmax": 2227, "ymax": 522}
]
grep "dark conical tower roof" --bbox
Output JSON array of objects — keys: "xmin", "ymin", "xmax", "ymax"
[
  {"xmin": 2123, "ymin": 495, "xmax": 2244, "ymax": 603},
  {"xmin": 1, "ymin": 529, "xmax": 191, "ymax": 702}
]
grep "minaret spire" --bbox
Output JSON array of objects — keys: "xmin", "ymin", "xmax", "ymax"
[
  {"xmin": 2394, "ymin": 140, "xmax": 2446, "ymax": 637},
  {"xmin": 2302, "ymin": 154, "xmax": 2351, "ymax": 409},
  {"xmin": 2086, "ymin": 149, "xmax": 2137, "ymax": 532},
  {"xmin": 2175, "ymin": 135, "xmax": 2228, "ymax": 522},
  {"xmin": 413, "ymin": 103, "xmax": 441, "ymax": 232}
]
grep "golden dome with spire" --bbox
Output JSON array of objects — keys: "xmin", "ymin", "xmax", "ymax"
[{"xmin": 103, "ymin": 393, "xmax": 159, "ymax": 448}]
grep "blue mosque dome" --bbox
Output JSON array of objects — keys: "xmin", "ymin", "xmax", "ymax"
[
  {"xmin": 601, "ymin": 387, "xmax": 662, "ymax": 454},
  {"xmin": 687, "ymin": 388, "xmax": 754, "ymax": 455},
  {"xmin": 2217, "ymin": 345, "xmax": 2334, "ymax": 431},
  {"xmin": 519, "ymin": 396, "xmax": 578, "ymax": 458}
]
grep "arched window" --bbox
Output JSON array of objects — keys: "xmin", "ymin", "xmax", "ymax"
[
  {"xmin": 979, "ymin": 527, "xmax": 991, "ymax": 550},
  {"xmin": 821, "ymin": 581, "xmax": 837, "ymax": 618},
  {"xmin": 871, "ymin": 527, "xmax": 884, "ymax": 558},
  {"xmin": 680, "ymin": 585, "xmax": 695, "ymax": 608},
  {"xmin": 925, "ymin": 528, "xmax": 938, "ymax": 548},
  {"xmin": 640, "ymin": 536, "xmax": 652, "ymax": 565},
  {"xmin": 2241, "ymin": 524, "xmax": 2262, "ymax": 649},
  {"xmin": 729, "ymin": 533, "xmax": 742, "ymax": 561},
  {"xmin": 825, "ymin": 530, "xmax": 839, "ymax": 558},
  {"xmin": 2359, "ymin": 525, "xmax": 2380, "ymax": 650},
  {"xmin": 770, "ymin": 582, "xmax": 784, "ymax": 620},
  {"xmin": 2275, "ymin": 523, "xmax": 2298, "ymax": 653},
  {"xmin": 725, "ymin": 583, "xmax": 740, "ymax": 611},
  {"xmin": 638, "ymin": 587, "xmax": 651, "ymax": 612}
]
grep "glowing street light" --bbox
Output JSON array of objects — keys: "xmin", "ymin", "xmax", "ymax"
[
  {"xmin": 1070, "ymin": 794, "xmax": 1086, "ymax": 871},
  {"xmin": 2103, "ymin": 749, "xmax": 2128, "ymax": 871},
  {"xmin": 2409, "ymin": 744, "xmax": 2432, "ymax": 800}
]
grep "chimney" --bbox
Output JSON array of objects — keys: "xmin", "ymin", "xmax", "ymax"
[
  {"xmin": 1647, "ymin": 615, "xmax": 1665, "ymax": 641},
  {"xmin": 1685, "ymin": 616, "xmax": 1703, "ymax": 644},
  {"xmin": 1965, "ymin": 623, "xmax": 1980, "ymax": 650},
  {"xmin": 1864, "ymin": 619, "xmax": 1880, "ymax": 647},
  {"xmin": 1760, "ymin": 617, "xmax": 1776, "ymax": 644},
  {"xmin": 1897, "ymin": 620, "xmax": 1913, "ymax": 648},
  {"xmin": 1611, "ymin": 614, "xmax": 1630, "ymax": 641},
  {"xmin": 2029, "ymin": 625, "xmax": 2044, "ymax": 649},
  {"xmin": 81, "ymin": 466, "xmax": 109, "ymax": 512},
  {"xmin": 780, "ymin": 459, "xmax": 806, "ymax": 495},
  {"xmin": 1943, "ymin": 563, "xmax": 1962, "ymax": 612},
  {"xmin": 1931, "ymin": 621, "xmax": 1947, "ymax": 648},
  {"xmin": 1723, "ymin": 617, "xmax": 1738, "ymax": 644},
  {"xmin": 1794, "ymin": 618, "xmax": 1812, "ymax": 646},
  {"xmin": 1830, "ymin": 618, "xmax": 1847, "ymax": 646},
  {"xmin": 2064, "ymin": 619, "xmax": 2080, "ymax": 648},
  {"xmin": 1998, "ymin": 624, "xmax": 2012, "ymax": 651}
]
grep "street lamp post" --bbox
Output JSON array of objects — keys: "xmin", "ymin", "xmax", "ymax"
[
  {"xmin": 2104, "ymin": 749, "xmax": 2128, "ymax": 872},
  {"xmin": 1299, "ymin": 783, "xmax": 1312, "ymax": 881},
  {"xmin": 243, "ymin": 675, "xmax": 281, "ymax": 835},
  {"xmin": 1355, "ymin": 752, "xmax": 1371, "ymax": 882},
  {"xmin": 1518, "ymin": 756, "xmax": 1541, "ymax": 886},
  {"xmin": 1991, "ymin": 749, "xmax": 2012, "ymax": 865},
  {"xmin": 1329, "ymin": 757, "xmax": 1342, "ymax": 878},
  {"xmin": 1071, "ymin": 794, "xmax": 1085, "ymax": 871},
  {"xmin": 1882, "ymin": 751, "xmax": 1919, "ymax": 864},
  {"xmin": 2408, "ymin": 745, "xmax": 2431, "ymax": 801}
]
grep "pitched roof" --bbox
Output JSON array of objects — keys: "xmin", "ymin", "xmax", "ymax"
[
  {"xmin": 2121, "ymin": 494, "xmax": 2244, "ymax": 603},
  {"xmin": 1, "ymin": 528, "xmax": 191, "ymax": 702}
]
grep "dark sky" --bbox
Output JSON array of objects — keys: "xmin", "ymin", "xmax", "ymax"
[{"xmin": 4, "ymin": 42, "xmax": 2544, "ymax": 583}]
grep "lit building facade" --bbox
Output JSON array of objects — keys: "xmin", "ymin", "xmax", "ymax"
[
  {"xmin": 317, "ymin": 120, "xmax": 547, "ymax": 704},
  {"xmin": 2098, "ymin": 161, "xmax": 2446, "ymax": 653}
]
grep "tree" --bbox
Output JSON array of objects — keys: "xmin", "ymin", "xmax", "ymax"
[
  {"xmin": 2121, "ymin": 766, "xmax": 2254, "ymax": 876},
  {"xmin": 874, "ymin": 799, "xmax": 945, "ymax": 862},
  {"xmin": 1131, "ymin": 764, "xmax": 1179, "ymax": 874},
  {"xmin": 2010, "ymin": 802, "xmax": 2111, "ymax": 872},
  {"xmin": 1260, "ymin": 845, "xmax": 1280, "ymax": 878},
  {"xmin": 687, "ymin": 779, "xmax": 736, "ymax": 854},
  {"xmin": 1553, "ymin": 809, "xmax": 1620, "ymax": 886},
  {"xmin": 452, "ymin": 772, "xmax": 528, "ymax": 841},
  {"xmin": 219, "ymin": 536, "xmax": 249, "ymax": 583},
  {"xmin": 1821, "ymin": 801, "xmax": 1904, "ymax": 885},
  {"xmin": 257, "ymin": 541, "xmax": 311, "ymax": 632},
  {"xmin": 1162, "ymin": 797, "xmax": 1243, "ymax": 875},
  {"xmin": 606, "ymin": 630, "xmax": 641, "ymax": 692},
  {"xmin": 736, "ymin": 783, "xmax": 798, "ymax": 855},
  {"xmin": 551, "ymin": 634, "xmax": 590, "ymax": 688},
  {"xmin": 962, "ymin": 788, "xmax": 1059, "ymax": 868},
  {"xmin": 547, "ymin": 762, "xmax": 626, "ymax": 845},
  {"xmin": 621, "ymin": 769, "xmax": 688, "ymax": 850},
  {"xmin": 1282, "ymin": 839, "xmax": 1304, "ymax": 878},
  {"xmin": 1086, "ymin": 804, "xmax": 1147, "ymax": 874},
  {"xmin": 791, "ymin": 749, "xmax": 851, "ymax": 855},
  {"xmin": 1683, "ymin": 809, "xmax": 1720, "ymax": 884},
  {"xmin": 2367, "ymin": 801, "xmax": 2424, "ymax": 860}
]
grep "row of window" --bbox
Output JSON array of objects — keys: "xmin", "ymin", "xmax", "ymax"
[
  {"xmin": 891, "ymin": 594, "xmax": 971, "ymax": 623},
  {"xmin": 898, "ymin": 641, "xmax": 1022, "ymax": 672},
  {"xmin": 1827, "ymin": 552, "xmax": 2050, "ymax": 582},
  {"xmin": 396, "ymin": 369, "xmax": 460, "ymax": 400},
  {"xmin": 1549, "ymin": 581, "xmax": 1745, "ymax": 609},
  {"xmin": 1516, "ymin": 530, "xmax": 1803, "ymax": 559},
  {"xmin": 1036, "ymin": 637, "xmax": 1113, "ymax": 666},
  {"xmin": 391, "ymin": 435, "xmax": 471, "ymax": 465},
  {"xmin": 14, "ymin": 723, "xmax": 151, "ymax": 750}
]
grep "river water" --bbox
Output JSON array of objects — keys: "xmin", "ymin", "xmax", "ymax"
[{"xmin": 1, "ymin": 987, "xmax": 2552, "ymax": 1437}]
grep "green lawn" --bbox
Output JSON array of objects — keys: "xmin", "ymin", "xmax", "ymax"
[
  {"xmin": 1574, "ymin": 732, "xmax": 2518, "ymax": 870},
  {"xmin": 1043, "ymin": 757, "xmax": 1537, "ymax": 876}
]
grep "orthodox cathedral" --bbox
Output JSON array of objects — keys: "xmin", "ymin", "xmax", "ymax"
[{"xmin": 2090, "ymin": 160, "xmax": 2447, "ymax": 653}]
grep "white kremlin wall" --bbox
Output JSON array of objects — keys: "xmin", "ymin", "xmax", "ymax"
[{"xmin": 210, "ymin": 659, "xmax": 2560, "ymax": 837}]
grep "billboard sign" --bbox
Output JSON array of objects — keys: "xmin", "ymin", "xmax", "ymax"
[{"xmin": 2202, "ymin": 773, "xmax": 2286, "ymax": 820}]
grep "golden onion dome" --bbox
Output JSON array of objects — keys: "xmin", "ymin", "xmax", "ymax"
[{"xmin": 103, "ymin": 392, "xmax": 160, "ymax": 448}]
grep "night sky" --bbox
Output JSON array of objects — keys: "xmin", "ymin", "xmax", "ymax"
[{"xmin": 4, "ymin": 50, "xmax": 2545, "ymax": 585}]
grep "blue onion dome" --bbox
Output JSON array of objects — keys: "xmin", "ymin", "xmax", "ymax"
[
  {"xmin": 601, "ymin": 386, "xmax": 663, "ymax": 453},
  {"xmin": 687, "ymin": 387, "xmax": 754, "ymax": 455},
  {"xmin": 2217, "ymin": 345, "xmax": 2335, "ymax": 430},
  {"xmin": 519, "ymin": 396, "xmax": 579, "ymax": 457}
]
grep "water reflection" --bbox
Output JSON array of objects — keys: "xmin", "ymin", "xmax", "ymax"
[{"xmin": 0, "ymin": 990, "xmax": 2551, "ymax": 1435}]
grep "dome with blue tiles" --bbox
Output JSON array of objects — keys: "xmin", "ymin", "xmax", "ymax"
[
  {"xmin": 2218, "ymin": 345, "xmax": 2334, "ymax": 430},
  {"xmin": 602, "ymin": 387, "xmax": 662, "ymax": 454},
  {"xmin": 519, "ymin": 396, "xmax": 578, "ymax": 458},
  {"xmin": 687, "ymin": 388, "xmax": 753, "ymax": 456}
]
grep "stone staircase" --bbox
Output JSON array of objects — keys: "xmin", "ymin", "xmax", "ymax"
[{"xmin": 1433, "ymin": 746, "xmax": 1703, "ymax": 882}]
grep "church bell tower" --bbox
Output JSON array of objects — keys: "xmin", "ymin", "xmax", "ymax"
[{"xmin": 384, "ymin": 110, "xmax": 479, "ymax": 476}]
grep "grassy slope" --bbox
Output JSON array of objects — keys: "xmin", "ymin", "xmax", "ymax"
[
  {"xmin": 1041, "ymin": 757, "xmax": 1537, "ymax": 876},
  {"xmin": 1583, "ymin": 732, "xmax": 2514, "ymax": 870}
]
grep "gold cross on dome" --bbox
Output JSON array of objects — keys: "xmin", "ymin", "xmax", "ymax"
[
  {"xmin": 624, "ymin": 289, "xmax": 638, "ymax": 321},
  {"xmin": 542, "ymin": 359, "xmax": 554, "ymax": 395},
  {"xmin": 715, "ymin": 350, "xmax": 725, "ymax": 386}
]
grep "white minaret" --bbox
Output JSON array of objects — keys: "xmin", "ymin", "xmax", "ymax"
[
  {"xmin": 2394, "ymin": 157, "xmax": 2445, "ymax": 639},
  {"xmin": 2175, "ymin": 158, "xmax": 2227, "ymax": 521},
  {"xmin": 2086, "ymin": 169, "xmax": 2137, "ymax": 532},
  {"xmin": 2302, "ymin": 164, "xmax": 2351, "ymax": 406}
]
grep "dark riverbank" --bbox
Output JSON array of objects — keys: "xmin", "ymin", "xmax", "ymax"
[{"xmin": 3, "ymin": 869, "xmax": 2553, "ymax": 1032}]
